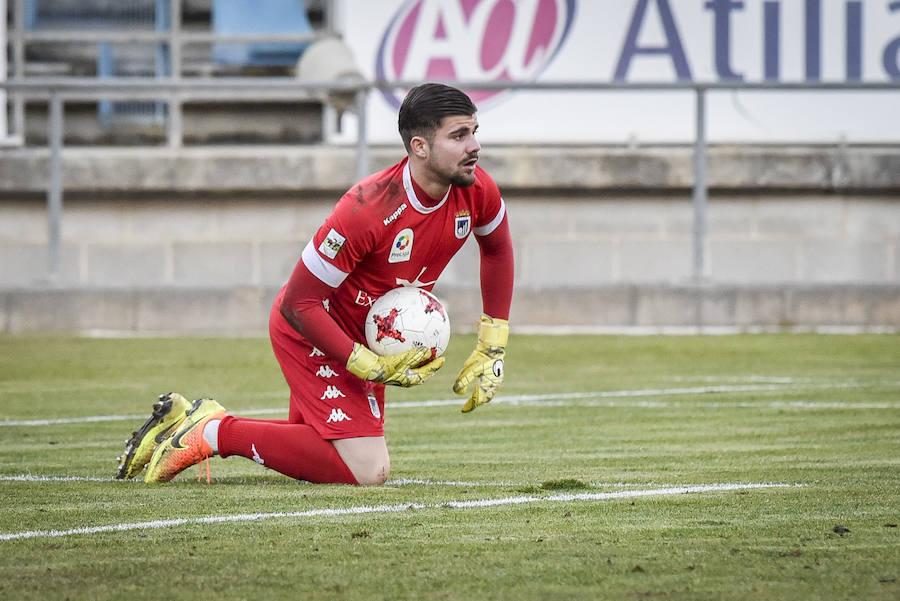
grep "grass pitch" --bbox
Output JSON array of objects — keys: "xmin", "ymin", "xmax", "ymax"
[{"xmin": 0, "ymin": 333, "xmax": 898, "ymax": 600}]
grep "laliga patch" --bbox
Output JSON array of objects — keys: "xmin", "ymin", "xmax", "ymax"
[
  {"xmin": 389, "ymin": 228, "xmax": 414, "ymax": 263},
  {"xmin": 319, "ymin": 228, "xmax": 346, "ymax": 260},
  {"xmin": 454, "ymin": 211, "xmax": 472, "ymax": 239}
]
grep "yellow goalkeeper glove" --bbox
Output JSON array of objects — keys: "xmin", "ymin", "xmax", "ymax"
[
  {"xmin": 453, "ymin": 315, "xmax": 509, "ymax": 413},
  {"xmin": 346, "ymin": 342, "xmax": 445, "ymax": 387}
]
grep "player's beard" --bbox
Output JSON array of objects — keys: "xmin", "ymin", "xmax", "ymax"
[
  {"xmin": 430, "ymin": 154, "xmax": 478, "ymax": 188},
  {"xmin": 450, "ymin": 170, "xmax": 477, "ymax": 187}
]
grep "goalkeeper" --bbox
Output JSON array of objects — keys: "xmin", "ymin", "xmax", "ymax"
[{"xmin": 117, "ymin": 83, "xmax": 514, "ymax": 485}]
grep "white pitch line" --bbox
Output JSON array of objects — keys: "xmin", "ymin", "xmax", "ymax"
[
  {"xmin": 386, "ymin": 478, "xmax": 516, "ymax": 487},
  {"xmin": 388, "ymin": 382, "xmax": 881, "ymax": 409},
  {"xmin": 390, "ymin": 387, "xmax": 788, "ymax": 409},
  {"xmin": 0, "ymin": 408, "xmax": 287, "ymax": 427},
  {"xmin": 0, "ymin": 475, "xmax": 716, "ymax": 489},
  {"xmin": 0, "ymin": 475, "xmax": 515, "ymax": 486},
  {"xmin": 0, "ymin": 482, "xmax": 795, "ymax": 542},
  {"xmin": 0, "ymin": 415, "xmax": 150, "ymax": 427},
  {"xmin": 2, "ymin": 381, "xmax": 894, "ymax": 427},
  {"xmin": 0, "ymin": 475, "xmax": 113, "ymax": 483}
]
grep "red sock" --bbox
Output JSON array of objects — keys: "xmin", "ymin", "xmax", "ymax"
[{"xmin": 217, "ymin": 416, "xmax": 358, "ymax": 484}]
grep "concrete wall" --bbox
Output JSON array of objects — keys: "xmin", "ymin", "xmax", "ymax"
[
  {"xmin": 1, "ymin": 145, "xmax": 898, "ymax": 332},
  {"xmin": 3, "ymin": 193, "xmax": 897, "ymax": 288}
]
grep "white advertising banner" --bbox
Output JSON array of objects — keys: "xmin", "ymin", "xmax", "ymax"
[{"xmin": 337, "ymin": 0, "xmax": 900, "ymax": 144}]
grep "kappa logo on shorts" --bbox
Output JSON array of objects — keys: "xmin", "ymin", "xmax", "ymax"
[
  {"xmin": 309, "ymin": 347, "xmax": 325, "ymax": 357},
  {"xmin": 316, "ymin": 365, "xmax": 339, "ymax": 378},
  {"xmin": 326, "ymin": 408, "xmax": 352, "ymax": 423},
  {"xmin": 319, "ymin": 228, "xmax": 346, "ymax": 260},
  {"xmin": 321, "ymin": 386, "xmax": 346, "ymax": 400}
]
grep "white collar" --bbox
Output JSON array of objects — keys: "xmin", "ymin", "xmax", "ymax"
[{"xmin": 403, "ymin": 161, "xmax": 450, "ymax": 214}]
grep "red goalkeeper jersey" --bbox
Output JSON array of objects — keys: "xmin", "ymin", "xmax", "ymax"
[{"xmin": 300, "ymin": 157, "xmax": 507, "ymax": 343}]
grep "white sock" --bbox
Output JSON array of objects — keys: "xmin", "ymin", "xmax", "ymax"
[{"xmin": 202, "ymin": 419, "xmax": 221, "ymax": 455}]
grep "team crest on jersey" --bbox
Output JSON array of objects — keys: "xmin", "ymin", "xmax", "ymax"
[
  {"xmin": 389, "ymin": 228, "xmax": 414, "ymax": 263},
  {"xmin": 454, "ymin": 211, "xmax": 472, "ymax": 239},
  {"xmin": 319, "ymin": 228, "xmax": 346, "ymax": 260}
]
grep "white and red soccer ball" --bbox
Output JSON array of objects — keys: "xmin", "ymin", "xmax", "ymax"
[{"xmin": 365, "ymin": 287, "xmax": 451, "ymax": 360}]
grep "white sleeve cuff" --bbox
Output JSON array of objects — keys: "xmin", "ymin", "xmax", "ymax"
[
  {"xmin": 301, "ymin": 239, "xmax": 349, "ymax": 288},
  {"xmin": 474, "ymin": 198, "xmax": 506, "ymax": 236}
]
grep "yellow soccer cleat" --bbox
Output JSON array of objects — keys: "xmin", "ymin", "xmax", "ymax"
[
  {"xmin": 143, "ymin": 398, "xmax": 226, "ymax": 483},
  {"xmin": 116, "ymin": 393, "xmax": 192, "ymax": 480}
]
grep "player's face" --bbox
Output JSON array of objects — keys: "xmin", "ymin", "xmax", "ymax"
[{"xmin": 425, "ymin": 115, "xmax": 481, "ymax": 187}]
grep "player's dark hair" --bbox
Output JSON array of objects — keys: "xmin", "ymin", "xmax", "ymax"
[{"xmin": 398, "ymin": 83, "xmax": 478, "ymax": 152}]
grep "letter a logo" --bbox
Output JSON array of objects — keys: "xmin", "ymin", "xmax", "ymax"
[{"xmin": 376, "ymin": 0, "xmax": 576, "ymax": 108}]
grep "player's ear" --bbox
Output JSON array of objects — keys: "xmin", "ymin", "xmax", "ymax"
[{"xmin": 410, "ymin": 135, "xmax": 429, "ymax": 159}]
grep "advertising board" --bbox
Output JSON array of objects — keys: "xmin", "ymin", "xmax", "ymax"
[{"xmin": 336, "ymin": 0, "xmax": 900, "ymax": 143}]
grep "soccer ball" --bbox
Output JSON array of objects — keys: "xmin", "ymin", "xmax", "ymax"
[{"xmin": 365, "ymin": 287, "xmax": 451, "ymax": 359}]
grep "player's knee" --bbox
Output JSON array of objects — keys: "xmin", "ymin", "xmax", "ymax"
[
  {"xmin": 333, "ymin": 437, "xmax": 390, "ymax": 485},
  {"xmin": 352, "ymin": 459, "xmax": 390, "ymax": 486}
]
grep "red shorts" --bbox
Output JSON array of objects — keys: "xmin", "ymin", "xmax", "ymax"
[{"xmin": 268, "ymin": 292, "xmax": 386, "ymax": 440}]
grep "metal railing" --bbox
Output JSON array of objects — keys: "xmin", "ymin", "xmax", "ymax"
[
  {"xmin": 3, "ymin": 0, "xmax": 899, "ymax": 285},
  {"xmin": 5, "ymin": 0, "xmax": 334, "ymax": 146},
  {"xmin": 2, "ymin": 77, "xmax": 899, "ymax": 286},
  {"xmin": 1, "ymin": 76, "xmax": 371, "ymax": 279}
]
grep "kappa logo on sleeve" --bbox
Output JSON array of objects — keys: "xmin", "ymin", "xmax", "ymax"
[{"xmin": 319, "ymin": 228, "xmax": 346, "ymax": 260}]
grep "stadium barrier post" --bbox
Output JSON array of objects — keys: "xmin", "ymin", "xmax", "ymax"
[
  {"xmin": 692, "ymin": 86, "xmax": 707, "ymax": 286},
  {"xmin": 166, "ymin": 0, "xmax": 183, "ymax": 147},
  {"xmin": 12, "ymin": 0, "xmax": 25, "ymax": 138},
  {"xmin": 47, "ymin": 91, "xmax": 63, "ymax": 282},
  {"xmin": 692, "ymin": 86, "xmax": 708, "ymax": 330},
  {"xmin": 355, "ymin": 86, "xmax": 369, "ymax": 182}
]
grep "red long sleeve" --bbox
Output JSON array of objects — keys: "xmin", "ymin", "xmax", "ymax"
[
  {"xmin": 279, "ymin": 260, "xmax": 356, "ymax": 363},
  {"xmin": 476, "ymin": 214, "xmax": 514, "ymax": 320}
]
